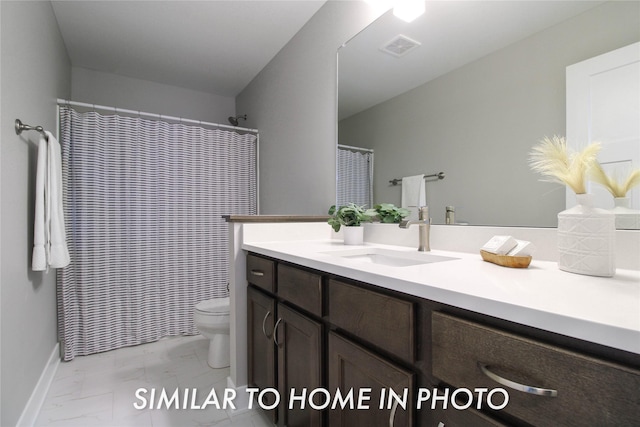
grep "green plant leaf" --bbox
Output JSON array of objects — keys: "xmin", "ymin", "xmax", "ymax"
[
  {"xmin": 373, "ymin": 203, "xmax": 410, "ymax": 224},
  {"xmin": 327, "ymin": 203, "xmax": 375, "ymax": 231}
]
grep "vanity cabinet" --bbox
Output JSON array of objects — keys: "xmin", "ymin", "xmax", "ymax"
[{"xmin": 246, "ymin": 251, "xmax": 640, "ymax": 427}]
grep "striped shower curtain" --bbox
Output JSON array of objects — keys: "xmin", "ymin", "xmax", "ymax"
[
  {"xmin": 337, "ymin": 146, "xmax": 373, "ymax": 208},
  {"xmin": 57, "ymin": 106, "xmax": 257, "ymax": 361}
]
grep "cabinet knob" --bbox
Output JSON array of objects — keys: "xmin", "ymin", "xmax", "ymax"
[
  {"xmin": 250, "ymin": 270, "xmax": 265, "ymax": 277},
  {"xmin": 478, "ymin": 362, "xmax": 558, "ymax": 397}
]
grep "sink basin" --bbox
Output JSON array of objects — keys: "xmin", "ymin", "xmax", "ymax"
[{"xmin": 322, "ymin": 247, "xmax": 457, "ymax": 267}]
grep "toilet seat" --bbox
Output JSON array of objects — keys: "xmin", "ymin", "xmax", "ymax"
[{"xmin": 195, "ymin": 297, "xmax": 230, "ymax": 315}]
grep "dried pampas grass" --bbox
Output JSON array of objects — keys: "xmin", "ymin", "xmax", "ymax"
[
  {"xmin": 529, "ymin": 135, "xmax": 600, "ymax": 194},
  {"xmin": 590, "ymin": 163, "xmax": 640, "ymax": 197}
]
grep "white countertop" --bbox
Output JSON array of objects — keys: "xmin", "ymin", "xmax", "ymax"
[{"xmin": 243, "ymin": 239, "xmax": 640, "ymax": 354}]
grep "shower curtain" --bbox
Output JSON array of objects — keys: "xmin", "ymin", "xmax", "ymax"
[
  {"xmin": 57, "ymin": 106, "xmax": 257, "ymax": 360},
  {"xmin": 337, "ymin": 146, "xmax": 373, "ymax": 208}
]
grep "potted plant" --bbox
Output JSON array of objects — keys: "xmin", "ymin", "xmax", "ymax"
[
  {"xmin": 373, "ymin": 203, "xmax": 411, "ymax": 224},
  {"xmin": 328, "ymin": 203, "xmax": 376, "ymax": 245}
]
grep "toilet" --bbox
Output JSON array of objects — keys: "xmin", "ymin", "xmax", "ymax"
[{"xmin": 194, "ymin": 297, "xmax": 230, "ymax": 368}]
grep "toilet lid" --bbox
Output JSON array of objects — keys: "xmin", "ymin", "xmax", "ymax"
[{"xmin": 195, "ymin": 297, "xmax": 230, "ymax": 314}]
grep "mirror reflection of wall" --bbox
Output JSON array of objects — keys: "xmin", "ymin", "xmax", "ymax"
[{"xmin": 338, "ymin": 1, "xmax": 640, "ymax": 227}]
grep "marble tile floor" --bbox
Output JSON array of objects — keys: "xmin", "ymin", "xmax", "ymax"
[{"xmin": 35, "ymin": 335, "xmax": 272, "ymax": 427}]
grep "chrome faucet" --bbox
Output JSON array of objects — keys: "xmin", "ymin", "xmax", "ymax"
[{"xmin": 399, "ymin": 206, "xmax": 431, "ymax": 252}]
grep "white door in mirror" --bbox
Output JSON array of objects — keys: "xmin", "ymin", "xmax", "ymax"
[{"xmin": 566, "ymin": 42, "xmax": 640, "ymax": 212}]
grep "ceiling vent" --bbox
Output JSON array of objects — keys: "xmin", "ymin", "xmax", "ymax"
[{"xmin": 380, "ymin": 34, "xmax": 421, "ymax": 58}]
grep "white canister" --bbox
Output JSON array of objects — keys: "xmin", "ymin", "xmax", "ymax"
[{"xmin": 557, "ymin": 193, "xmax": 616, "ymax": 277}]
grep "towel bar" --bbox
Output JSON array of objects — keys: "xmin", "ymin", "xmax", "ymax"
[
  {"xmin": 389, "ymin": 172, "xmax": 445, "ymax": 186},
  {"xmin": 15, "ymin": 119, "xmax": 48, "ymax": 141}
]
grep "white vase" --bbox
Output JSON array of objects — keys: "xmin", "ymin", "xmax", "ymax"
[
  {"xmin": 343, "ymin": 226, "xmax": 364, "ymax": 245},
  {"xmin": 557, "ymin": 193, "xmax": 616, "ymax": 277},
  {"xmin": 612, "ymin": 197, "xmax": 640, "ymax": 230}
]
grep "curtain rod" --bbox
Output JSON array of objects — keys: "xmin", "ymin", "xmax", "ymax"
[
  {"xmin": 56, "ymin": 99, "xmax": 259, "ymax": 134},
  {"xmin": 338, "ymin": 144, "xmax": 374, "ymax": 153}
]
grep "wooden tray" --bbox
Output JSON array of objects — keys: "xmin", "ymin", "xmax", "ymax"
[{"xmin": 480, "ymin": 250, "xmax": 532, "ymax": 268}]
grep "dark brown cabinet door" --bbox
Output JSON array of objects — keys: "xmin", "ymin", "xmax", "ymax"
[
  {"xmin": 328, "ymin": 332, "xmax": 414, "ymax": 427},
  {"xmin": 247, "ymin": 286, "xmax": 277, "ymax": 424},
  {"xmin": 275, "ymin": 303, "xmax": 323, "ymax": 427}
]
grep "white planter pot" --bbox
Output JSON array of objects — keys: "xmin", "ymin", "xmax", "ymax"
[
  {"xmin": 612, "ymin": 197, "xmax": 640, "ymax": 230},
  {"xmin": 557, "ymin": 193, "xmax": 616, "ymax": 277},
  {"xmin": 343, "ymin": 226, "xmax": 364, "ymax": 245}
]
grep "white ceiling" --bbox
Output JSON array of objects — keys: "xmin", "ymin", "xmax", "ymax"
[
  {"xmin": 338, "ymin": 1, "xmax": 606, "ymax": 120},
  {"xmin": 51, "ymin": 0, "xmax": 326, "ymax": 97},
  {"xmin": 51, "ymin": 0, "xmax": 609, "ymax": 110}
]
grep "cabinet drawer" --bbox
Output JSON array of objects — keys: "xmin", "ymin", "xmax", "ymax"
[
  {"xmin": 329, "ymin": 279, "xmax": 415, "ymax": 362},
  {"xmin": 246, "ymin": 254, "xmax": 275, "ymax": 292},
  {"xmin": 277, "ymin": 264, "xmax": 323, "ymax": 317},
  {"xmin": 432, "ymin": 311, "xmax": 640, "ymax": 426}
]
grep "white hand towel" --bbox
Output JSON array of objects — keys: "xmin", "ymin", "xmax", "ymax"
[
  {"xmin": 401, "ymin": 174, "xmax": 426, "ymax": 220},
  {"xmin": 32, "ymin": 134, "xmax": 48, "ymax": 271},
  {"xmin": 46, "ymin": 131, "xmax": 70, "ymax": 268},
  {"xmin": 32, "ymin": 131, "xmax": 70, "ymax": 271}
]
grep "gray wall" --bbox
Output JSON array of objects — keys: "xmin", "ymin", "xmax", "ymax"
[
  {"xmin": 0, "ymin": 2, "xmax": 71, "ymax": 425},
  {"xmin": 71, "ymin": 67, "xmax": 236, "ymax": 123},
  {"xmin": 236, "ymin": 1, "xmax": 382, "ymax": 215},
  {"xmin": 340, "ymin": 1, "xmax": 640, "ymax": 227}
]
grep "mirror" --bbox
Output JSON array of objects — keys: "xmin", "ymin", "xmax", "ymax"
[{"xmin": 338, "ymin": 1, "xmax": 636, "ymax": 227}]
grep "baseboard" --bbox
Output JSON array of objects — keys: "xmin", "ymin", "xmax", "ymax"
[
  {"xmin": 16, "ymin": 343, "xmax": 60, "ymax": 427},
  {"xmin": 226, "ymin": 376, "xmax": 252, "ymax": 415}
]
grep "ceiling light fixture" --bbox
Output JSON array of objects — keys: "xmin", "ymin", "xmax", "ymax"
[{"xmin": 393, "ymin": 0, "xmax": 425, "ymax": 23}]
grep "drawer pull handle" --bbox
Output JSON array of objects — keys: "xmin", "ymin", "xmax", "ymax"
[
  {"xmin": 250, "ymin": 270, "xmax": 265, "ymax": 277},
  {"xmin": 262, "ymin": 311, "xmax": 272, "ymax": 339},
  {"xmin": 478, "ymin": 363, "xmax": 558, "ymax": 397},
  {"xmin": 273, "ymin": 318, "xmax": 283, "ymax": 346},
  {"xmin": 389, "ymin": 398, "xmax": 399, "ymax": 427}
]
